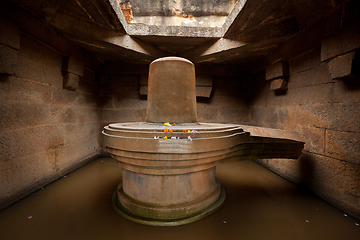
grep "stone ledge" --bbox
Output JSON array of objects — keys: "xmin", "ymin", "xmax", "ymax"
[{"xmin": 327, "ymin": 50, "xmax": 360, "ymax": 80}]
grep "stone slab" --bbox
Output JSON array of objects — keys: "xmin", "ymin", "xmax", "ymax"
[
  {"xmin": 196, "ymin": 86, "xmax": 212, "ymax": 97},
  {"xmin": 50, "ymin": 106, "xmax": 99, "ymax": 124},
  {"xmin": 0, "ymin": 76, "xmax": 52, "ymax": 104},
  {"xmin": 63, "ymin": 72, "xmax": 79, "ymax": 91},
  {"xmin": 218, "ymin": 108, "xmax": 249, "ymax": 124},
  {"xmin": 62, "ymin": 122, "xmax": 100, "ymax": 145},
  {"xmin": 327, "ymin": 51, "xmax": 356, "ymax": 79},
  {"xmin": 0, "ymin": 125, "xmax": 64, "ymax": 160},
  {"xmin": 139, "ymin": 85, "xmax": 148, "ymax": 95},
  {"xmin": 325, "ymin": 129, "xmax": 360, "ymax": 164},
  {"xmin": 196, "ymin": 74, "xmax": 213, "ymax": 86},
  {"xmin": 0, "ymin": 102, "xmax": 49, "ymax": 133},
  {"xmin": 51, "ymin": 87, "xmax": 98, "ymax": 107},
  {"xmin": 16, "ymin": 54, "xmax": 62, "ymax": 88},
  {"xmin": 267, "ymin": 83, "xmax": 333, "ymax": 107},
  {"xmin": 197, "ymin": 107, "xmax": 219, "ymax": 122},
  {"xmin": 55, "ymin": 138, "xmax": 100, "ymax": 175},
  {"xmin": 288, "ymin": 63, "xmax": 333, "ymax": 89},
  {"xmin": 270, "ymin": 79, "xmax": 288, "ymax": 91},
  {"xmin": 0, "ymin": 148, "xmax": 58, "ymax": 209},
  {"xmin": 266, "ymin": 60, "xmax": 289, "ymax": 81}
]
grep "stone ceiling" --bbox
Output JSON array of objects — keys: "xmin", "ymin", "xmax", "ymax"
[{"xmin": 8, "ymin": 0, "xmax": 346, "ymax": 65}]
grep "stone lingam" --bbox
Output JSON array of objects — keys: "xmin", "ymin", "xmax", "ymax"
[{"xmin": 102, "ymin": 57, "xmax": 304, "ymax": 226}]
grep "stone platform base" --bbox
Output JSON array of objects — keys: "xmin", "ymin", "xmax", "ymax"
[{"xmin": 112, "ymin": 184, "xmax": 226, "ymax": 226}]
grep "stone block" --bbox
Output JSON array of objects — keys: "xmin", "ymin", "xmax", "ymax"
[
  {"xmin": 196, "ymin": 86, "xmax": 212, "ymax": 97},
  {"xmin": 50, "ymin": 106, "xmax": 99, "ymax": 124},
  {"xmin": 321, "ymin": 22, "xmax": 360, "ymax": 61},
  {"xmin": 55, "ymin": 138, "xmax": 100, "ymax": 175},
  {"xmin": 211, "ymin": 94, "xmax": 248, "ymax": 109},
  {"xmin": 288, "ymin": 63, "xmax": 332, "ymax": 89},
  {"xmin": 0, "ymin": 45, "xmax": 17, "ymax": 75},
  {"xmin": 62, "ymin": 56, "xmax": 85, "ymax": 77},
  {"xmin": 331, "ymin": 79, "xmax": 360, "ymax": 104},
  {"xmin": 196, "ymin": 74, "xmax": 213, "ymax": 86},
  {"xmin": 0, "ymin": 76, "xmax": 52, "ymax": 104},
  {"xmin": 290, "ymin": 48, "xmax": 321, "ymax": 74},
  {"xmin": 278, "ymin": 124, "xmax": 325, "ymax": 155},
  {"xmin": 100, "ymin": 109, "xmax": 146, "ymax": 123},
  {"xmin": 19, "ymin": 34, "xmax": 62, "ymax": 70},
  {"xmin": 63, "ymin": 72, "xmax": 79, "ymax": 91},
  {"xmin": 110, "ymin": 74, "xmax": 139, "ymax": 86},
  {"xmin": 327, "ymin": 51, "xmax": 359, "ymax": 79},
  {"xmin": 113, "ymin": 94, "xmax": 147, "ymax": 109},
  {"xmin": 270, "ymin": 79, "xmax": 288, "ymax": 91},
  {"xmin": 51, "ymin": 87, "xmax": 98, "ymax": 107},
  {"xmin": 265, "ymin": 60, "xmax": 289, "ymax": 81},
  {"xmin": 250, "ymin": 106, "xmax": 278, "ymax": 128},
  {"xmin": 62, "ymin": 122, "xmax": 100, "ymax": 145},
  {"xmin": 277, "ymin": 103, "xmax": 360, "ymax": 132},
  {"xmin": 0, "ymin": 125, "xmax": 64, "ymax": 160},
  {"xmin": 16, "ymin": 54, "xmax": 62, "ymax": 88},
  {"xmin": 219, "ymin": 108, "xmax": 250, "ymax": 124},
  {"xmin": 283, "ymin": 105, "xmax": 327, "ymax": 130},
  {"xmin": 0, "ymin": 149, "xmax": 58, "ymax": 209},
  {"xmin": 325, "ymin": 129, "xmax": 360, "ymax": 164},
  {"xmin": 326, "ymin": 103, "xmax": 360, "ymax": 132},
  {"xmin": 0, "ymin": 102, "xmax": 50, "ymax": 133},
  {"xmin": 197, "ymin": 107, "xmax": 218, "ymax": 122},
  {"xmin": 139, "ymin": 85, "xmax": 148, "ymax": 95},
  {"xmin": 268, "ymin": 83, "xmax": 333, "ymax": 107},
  {"xmin": 0, "ymin": 17, "xmax": 20, "ymax": 49}
]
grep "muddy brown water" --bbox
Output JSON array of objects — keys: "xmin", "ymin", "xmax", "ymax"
[{"xmin": 1, "ymin": 157, "xmax": 359, "ymax": 240}]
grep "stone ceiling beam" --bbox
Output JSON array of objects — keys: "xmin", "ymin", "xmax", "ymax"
[{"xmin": 49, "ymin": 9, "xmax": 168, "ymax": 62}]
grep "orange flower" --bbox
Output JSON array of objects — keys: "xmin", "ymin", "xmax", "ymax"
[
  {"xmin": 164, "ymin": 128, "xmax": 169, "ymax": 133},
  {"xmin": 182, "ymin": 129, "xmax": 186, "ymax": 133},
  {"xmin": 173, "ymin": 123, "xmax": 176, "ymax": 126},
  {"xmin": 169, "ymin": 129, "xmax": 173, "ymax": 133}
]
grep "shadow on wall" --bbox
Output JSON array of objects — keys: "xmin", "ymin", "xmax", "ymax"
[{"xmin": 298, "ymin": 153, "xmax": 315, "ymax": 189}]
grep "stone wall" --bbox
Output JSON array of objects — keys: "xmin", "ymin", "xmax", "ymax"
[
  {"xmin": 0, "ymin": 13, "xmax": 102, "ymax": 209},
  {"xmin": 249, "ymin": 7, "xmax": 360, "ymax": 218}
]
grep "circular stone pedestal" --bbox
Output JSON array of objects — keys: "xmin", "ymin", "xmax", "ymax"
[
  {"xmin": 103, "ymin": 122, "xmax": 246, "ymax": 226},
  {"xmin": 112, "ymin": 167, "xmax": 226, "ymax": 226}
]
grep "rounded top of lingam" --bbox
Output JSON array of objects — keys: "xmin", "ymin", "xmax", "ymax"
[
  {"xmin": 145, "ymin": 56, "xmax": 198, "ymax": 124},
  {"xmin": 151, "ymin": 56, "xmax": 193, "ymax": 65}
]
